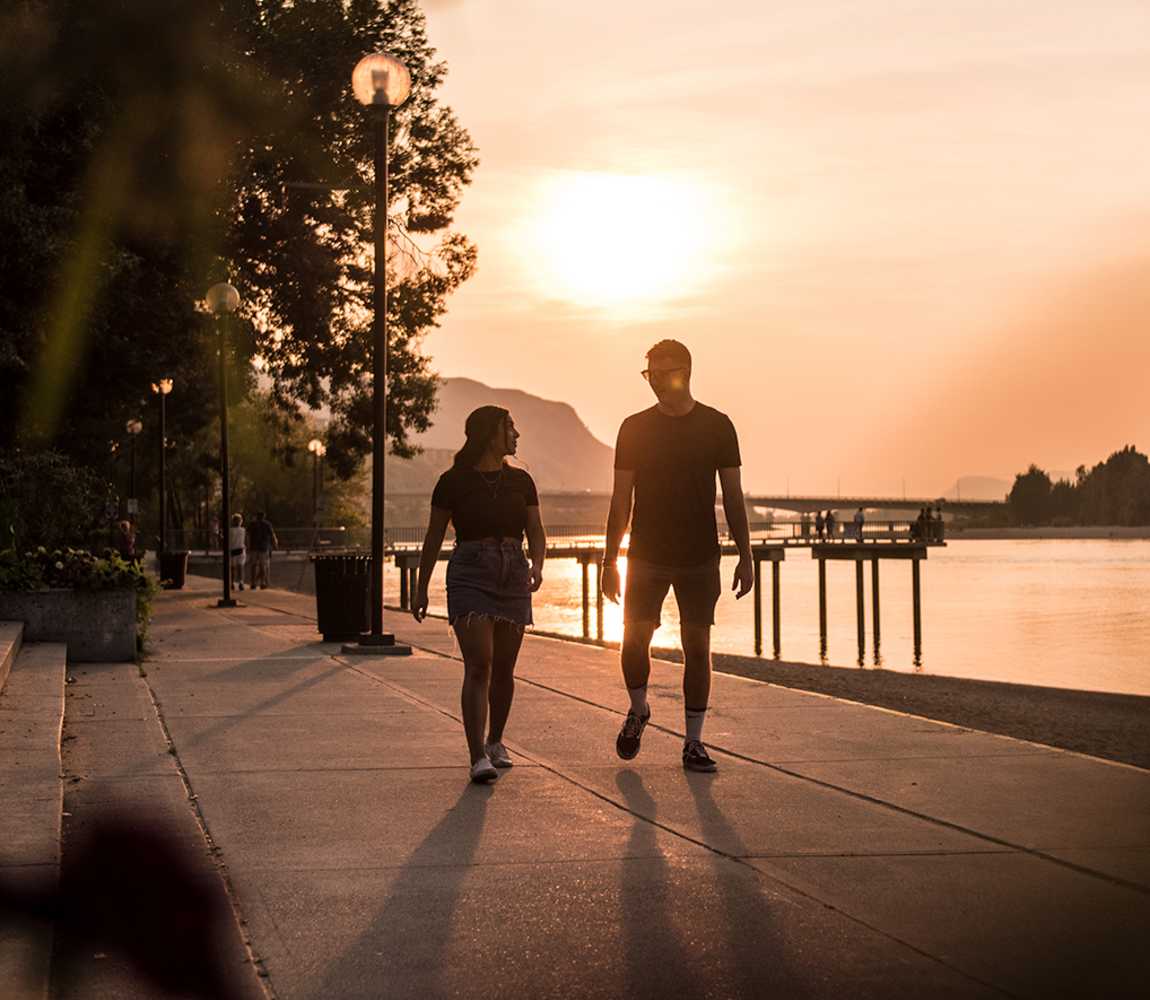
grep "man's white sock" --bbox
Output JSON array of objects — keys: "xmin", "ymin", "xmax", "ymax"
[
  {"xmin": 685, "ymin": 707, "xmax": 707, "ymax": 742},
  {"xmin": 627, "ymin": 685, "xmax": 649, "ymax": 717}
]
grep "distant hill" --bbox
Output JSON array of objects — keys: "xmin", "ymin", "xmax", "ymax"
[
  {"xmin": 941, "ymin": 476, "xmax": 1012, "ymax": 501},
  {"xmin": 384, "ymin": 377, "xmax": 613, "ymax": 493}
]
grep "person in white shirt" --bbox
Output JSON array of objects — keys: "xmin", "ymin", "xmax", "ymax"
[{"xmin": 228, "ymin": 513, "xmax": 247, "ymax": 591}]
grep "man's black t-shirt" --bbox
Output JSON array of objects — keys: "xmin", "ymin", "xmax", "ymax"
[
  {"xmin": 431, "ymin": 465, "xmax": 539, "ymax": 542},
  {"xmin": 248, "ymin": 519, "xmax": 275, "ymax": 553},
  {"xmin": 615, "ymin": 402, "xmax": 741, "ymax": 567}
]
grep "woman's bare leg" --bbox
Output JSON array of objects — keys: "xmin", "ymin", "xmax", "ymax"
[
  {"xmin": 454, "ymin": 616, "xmax": 495, "ymax": 764},
  {"xmin": 488, "ymin": 621, "xmax": 524, "ymax": 744}
]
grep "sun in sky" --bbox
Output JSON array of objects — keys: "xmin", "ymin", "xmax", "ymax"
[{"xmin": 515, "ymin": 171, "xmax": 734, "ymax": 315}]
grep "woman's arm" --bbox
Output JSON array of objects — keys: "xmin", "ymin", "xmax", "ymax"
[
  {"xmin": 413, "ymin": 507, "xmax": 451, "ymax": 621},
  {"xmin": 525, "ymin": 505, "xmax": 546, "ymax": 592}
]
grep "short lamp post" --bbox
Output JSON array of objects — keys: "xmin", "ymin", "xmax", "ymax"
[
  {"xmin": 151, "ymin": 379, "xmax": 173, "ymax": 554},
  {"xmin": 347, "ymin": 52, "xmax": 413, "ymax": 655},
  {"xmin": 206, "ymin": 281, "xmax": 240, "ymax": 609},
  {"xmin": 125, "ymin": 418, "xmax": 143, "ymax": 523},
  {"xmin": 307, "ymin": 438, "xmax": 326, "ymax": 523}
]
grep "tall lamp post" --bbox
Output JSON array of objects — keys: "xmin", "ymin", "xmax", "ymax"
[
  {"xmin": 125, "ymin": 418, "xmax": 143, "ymax": 523},
  {"xmin": 151, "ymin": 379, "xmax": 173, "ymax": 554},
  {"xmin": 347, "ymin": 52, "xmax": 412, "ymax": 655},
  {"xmin": 307, "ymin": 438, "xmax": 326, "ymax": 523},
  {"xmin": 206, "ymin": 282, "xmax": 240, "ymax": 609}
]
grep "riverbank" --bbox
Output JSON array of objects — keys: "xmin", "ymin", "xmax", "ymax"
[
  {"xmin": 947, "ymin": 525, "xmax": 1150, "ymax": 539},
  {"xmin": 648, "ymin": 645, "xmax": 1150, "ymax": 771}
]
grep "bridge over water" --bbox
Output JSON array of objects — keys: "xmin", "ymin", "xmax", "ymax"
[{"xmin": 746, "ymin": 495, "xmax": 1004, "ymax": 516}]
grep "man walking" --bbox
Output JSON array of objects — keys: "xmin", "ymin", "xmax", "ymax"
[
  {"xmin": 247, "ymin": 511, "xmax": 278, "ymax": 589},
  {"xmin": 601, "ymin": 340, "xmax": 753, "ymax": 773}
]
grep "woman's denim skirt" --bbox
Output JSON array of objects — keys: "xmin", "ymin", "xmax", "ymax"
[{"xmin": 446, "ymin": 539, "xmax": 533, "ymax": 628}]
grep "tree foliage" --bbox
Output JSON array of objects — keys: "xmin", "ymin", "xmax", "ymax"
[
  {"xmin": 1008, "ymin": 446, "xmax": 1150, "ymax": 526},
  {"xmin": 0, "ymin": 0, "xmax": 477, "ymax": 507}
]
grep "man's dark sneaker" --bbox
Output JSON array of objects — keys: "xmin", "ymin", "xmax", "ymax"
[
  {"xmin": 682, "ymin": 739, "xmax": 717, "ymax": 773},
  {"xmin": 616, "ymin": 708, "xmax": 651, "ymax": 760}
]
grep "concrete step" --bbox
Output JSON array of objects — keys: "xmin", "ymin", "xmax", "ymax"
[
  {"xmin": 0, "ymin": 641, "xmax": 67, "ymax": 1000},
  {"xmin": 0, "ymin": 621, "xmax": 24, "ymax": 697}
]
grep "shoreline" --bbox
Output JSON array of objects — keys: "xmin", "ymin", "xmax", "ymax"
[
  {"xmin": 944, "ymin": 526, "xmax": 1150, "ymax": 540},
  {"xmin": 521, "ymin": 627, "xmax": 1150, "ymax": 770},
  {"xmin": 657, "ymin": 646, "xmax": 1150, "ymax": 771}
]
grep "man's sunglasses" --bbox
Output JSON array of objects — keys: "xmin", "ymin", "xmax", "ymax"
[{"xmin": 640, "ymin": 367, "xmax": 688, "ymax": 382}]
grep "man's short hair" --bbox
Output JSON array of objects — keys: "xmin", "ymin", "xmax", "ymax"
[
  {"xmin": 256, "ymin": 511, "xmax": 266, "ymax": 520},
  {"xmin": 645, "ymin": 339, "xmax": 691, "ymax": 369}
]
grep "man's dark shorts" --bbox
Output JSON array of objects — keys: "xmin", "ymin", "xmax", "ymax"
[{"xmin": 623, "ymin": 556, "xmax": 722, "ymax": 628}]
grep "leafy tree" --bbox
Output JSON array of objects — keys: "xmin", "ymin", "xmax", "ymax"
[
  {"xmin": 0, "ymin": 0, "xmax": 476, "ymax": 502},
  {"xmin": 1076, "ymin": 445, "xmax": 1150, "ymax": 527},
  {"xmin": 1007, "ymin": 465, "xmax": 1052, "ymax": 526}
]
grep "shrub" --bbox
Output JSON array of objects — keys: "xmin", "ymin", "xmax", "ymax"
[
  {"xmin": 0, "ymin": 451, "xmax": 117, "ymax": 551},
  {"xmin": 0, "ymin": 546, "xmax": 159, "ymax": 645}
]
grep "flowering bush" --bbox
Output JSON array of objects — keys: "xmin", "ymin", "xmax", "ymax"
[{"xmin": 0, "ymin": 546, "xmax": 158, "ymax": 636}]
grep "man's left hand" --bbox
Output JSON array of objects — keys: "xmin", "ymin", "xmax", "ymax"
[{"xmin": 731, "ymin": 555, "xmax": 754, "ymax": 599}]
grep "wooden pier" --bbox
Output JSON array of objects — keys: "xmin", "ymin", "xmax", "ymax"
[{"xmin": 388, "ymin": 525, "xmax": 944, "ymax": 662}]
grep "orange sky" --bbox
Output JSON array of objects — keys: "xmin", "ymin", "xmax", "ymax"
[{"xmin": 419, "ymin": 0, "xmax": 1150, "ymax": 494}]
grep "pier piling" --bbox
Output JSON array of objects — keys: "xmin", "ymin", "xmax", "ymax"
[{"xmin": 871, "ymin": 558, "xmax": 881, "ymax": 661}]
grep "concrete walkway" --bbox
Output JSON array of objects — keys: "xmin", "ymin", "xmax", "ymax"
[{"xmin": 39, "ymin": 577, "xmax": 1150, "ymax": 997}]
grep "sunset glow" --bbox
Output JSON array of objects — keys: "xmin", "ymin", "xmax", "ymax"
[{"xmin": 517, "ymin": 172, "xmax": 731, "ymax": 314}]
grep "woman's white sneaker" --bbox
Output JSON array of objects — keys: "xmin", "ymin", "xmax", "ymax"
[
  {"xmin": 485, "ymin": 742, "xmax": 513, "ymax": 768},
  {"xmin": 470, "ymin": 758, "xmax": 499, "ymax": 784}
]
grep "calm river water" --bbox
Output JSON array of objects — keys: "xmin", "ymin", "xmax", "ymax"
[{"xmin": 389, "ymin": 540, "xmax": 1150, "ymax": 696}]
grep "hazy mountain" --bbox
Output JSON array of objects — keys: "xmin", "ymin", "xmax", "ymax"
[
  {"xmin": 384, "ymin": 377, "xmax": 614, "ymax": 493},
  {"xmin": 941, "ymin": 476, "xmax": 1012, "ymax": 501}
]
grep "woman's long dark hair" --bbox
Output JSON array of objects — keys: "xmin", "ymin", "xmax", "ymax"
[{"xmin": 452, "ymin": 405, "xmax": 510, "ymax": 469}]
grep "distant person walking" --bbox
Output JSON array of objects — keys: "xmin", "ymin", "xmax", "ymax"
[
  {"xmin": 814, "ymin": 511, "xmax": 825, "ymax": 540},
  {"xmin": 413, "ymin": 406, "xmax": 545, "ymax": 784},
  {"xmin": 934, "ymin": 504, "xmax": 945, "ymax": 541},
  {"xmin": 247, "ymin": 512, "xmax": 277, "ymax": 589},
  {"xmin": 825, "ymin": 509, "xmax": 837, "ymax": 541},
  {"xmin": 602, "ymin": 340, "xmax": 753, "ymax": 774},
  {"xmin": 114, "ymin": 520, "xmax": 136, "ymax": 563},
  {"xmin": 228, "ymin": 513, "xmax": 246, "ymax": 591},
  {"xmin": 853, "ymin": 507, "xmax": 865, "ymax": 541}
]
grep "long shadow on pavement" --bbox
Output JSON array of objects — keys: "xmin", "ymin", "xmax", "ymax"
[
  {"xmin": 683, "ymin": 770, "xmax": 799, "ymax": 997},
  {"xmin": 615, "ymin": 770, "xmax": 710, "ymax": 999},
  {"xmin": 309, "ymin": 783, "xmax": 492, "ymax": 999}
]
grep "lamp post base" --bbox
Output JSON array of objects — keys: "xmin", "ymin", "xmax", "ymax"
[
  {"xmin": 217, "ymin": 598, "xmax": 239, "ymax": 609},
  {"xmin": 341, "ymin": 633, "xmax": 412, "ymax": 656}
]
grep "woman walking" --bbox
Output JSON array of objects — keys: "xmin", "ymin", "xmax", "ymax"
[
  {"xmin": 412, "ymin": 406, "xmax": 545, "ymax": 784},
  {"xmin": 228, "ymin": 513, "xmax": 246, "ymax": 591}
]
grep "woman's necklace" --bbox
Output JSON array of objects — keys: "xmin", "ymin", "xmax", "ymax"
[{"xmin": 477, "ymin": 466, "xmax": 504, "ymax": 500}]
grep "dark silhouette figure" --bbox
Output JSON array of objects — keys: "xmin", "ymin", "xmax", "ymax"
[
  {"xmin": 825, "ymin": 509, "xmax": 837, "ymax": 540},
  {"xmin": 814, "ymin": 511, "xmax": 825, "ymax": 540},
  {"xmin": 0, "ymin": 812, "xmax": 250, "ymax": 999},
  {"xmin": 114, "ymin": 520, "xmax": 135, "ymax": 562}
]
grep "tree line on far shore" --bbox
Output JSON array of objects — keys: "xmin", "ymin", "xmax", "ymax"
[{"xmin": 1007, "ymin": 445, "xmax": 1150, "ymax": 527}]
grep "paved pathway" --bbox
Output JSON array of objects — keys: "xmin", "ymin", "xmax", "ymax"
[{"xmin": 47, "ymin": 577, "xmax": 1150, "ymax": 997}]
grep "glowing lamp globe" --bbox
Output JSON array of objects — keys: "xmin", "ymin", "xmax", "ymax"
[
  {"xmin": 205, "ymin": 282, "xmax": 241, "ymax": 314},
  {"xmin": 151, "ymin": 378, "xmax": 173, "ymax": 395},
  {"xmin": 351, "ymin": 53, "xmax": 411, "ymax": 107},
  {"xmin": 126, "ymin": 418, "xmax": 143, "ymax": 435}
]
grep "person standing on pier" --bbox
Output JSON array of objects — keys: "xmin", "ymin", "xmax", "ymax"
[
  {"xmin": 853, "ymin": 507, "xmax": 865, "ymax": 541},
  {"xmin": 601, "ymin": 340, "xmax": 754, "ymax": 773},
  {"xmin": 412, "ymin": 406, "xmax": 546, "ymax": 784},
  {"xmin": 815, "ymin": 510, "xmax": 825, "ymax": 540},
  {"xmin": 825, "ymin": 509, "xmax": 837, "ymax": 540}
]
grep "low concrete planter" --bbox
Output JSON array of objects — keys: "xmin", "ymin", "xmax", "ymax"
[{"xmin": 0, "ymin": 589, "xmax": 136, "ymax": 662}]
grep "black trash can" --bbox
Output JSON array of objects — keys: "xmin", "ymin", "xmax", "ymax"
[
  {"xmin": 159, "ymin": 550, "xmax": 190, "ymax": 590},
  {"xmin": 313, "ymin": 554, "xmax": 371, "ymax": 641}
]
